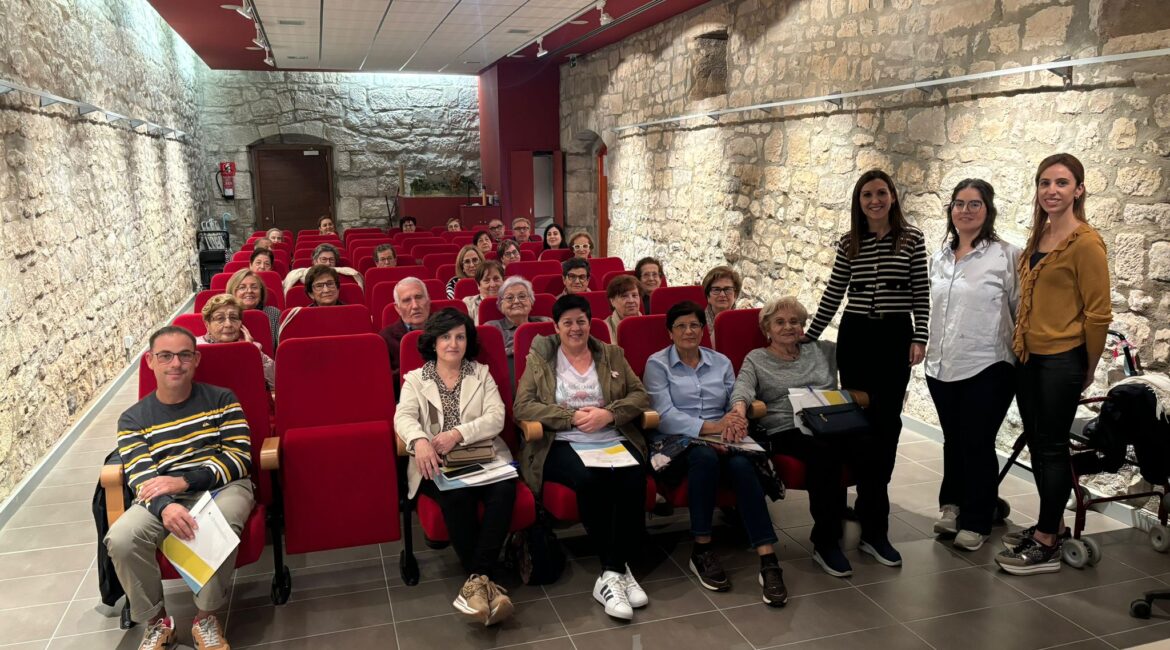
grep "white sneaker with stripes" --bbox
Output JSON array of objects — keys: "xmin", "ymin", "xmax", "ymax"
[{"xmin": 593, "ymin": 571, "xmax": 633, "ymax": 620}]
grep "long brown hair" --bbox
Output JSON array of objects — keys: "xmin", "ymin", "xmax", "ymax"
[
  {"xmin": 846, "ymin": 170, "xmax": 910, "ymax": 259},
  {"xmin": 1024, "ymin": 153, "xmax": 1087, "ymax": 255}
]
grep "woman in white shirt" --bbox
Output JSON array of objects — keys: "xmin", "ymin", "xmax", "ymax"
[{"xmin": 925, "ymin": 178, "xmax": 1020, "ymax": 552}]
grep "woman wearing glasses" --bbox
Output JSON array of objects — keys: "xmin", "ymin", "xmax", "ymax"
[
  {"xmin": 925, "ymin": 179, "xmax": 1020, "ymax": 553},
  {"xmin": 604, "ymin": 275, "xmax": 642, "ymax": 344},
  {"xmin": 485, "ymin": 276, "xmax": 551, "ymax": 382},
  {"xmin": 701, "ymin": 266, "xmax": 742, "ymax": 347},
  {"xmin": 199, "ymin": 293, "xmax": 275, "ymax": 390},
  {"xmin": 569, "ymin": 232, "xmax": 595, "ymax": 259},
  {"xmin": 497, "ymin": 239, "xmax": 523, "ymax": 267},
  {"xmin": 446, "ymin": 245, "xmax": 483, "ymax": 299},
  {"xmin": 634, "ymin": 257, "xmax": 664, "ymax": 313},
  {"xmin": 226, "ymin": 269, "xmax": 281, "ymax": 348},
  {"xmin": 302, "ymin": 265, "xmax": 345, "ymax": 307}
]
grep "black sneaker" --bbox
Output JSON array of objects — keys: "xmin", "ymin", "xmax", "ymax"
[
  {"xmin": 688, "ymin": 549, "xmax": 730, "ymax": 592},
  {"xmin": 813, "ymin": 545, "xmax": 853, "ymax": 577},
  {"xmin": 996, "ymin": 537, "xmax": 1062, "ymax": 575},
  {"xmin": 1001, "ymin": 525, "xmax": 1071, "ymax": 549},
  {"xmin": 859, "ymin": 538, "xmax": 903, "ymax": 567},
  {"xmin": 758, "ymin": 564, "xmax": 788, "ymax": 607}
]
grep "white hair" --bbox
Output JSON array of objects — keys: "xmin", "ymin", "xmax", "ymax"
[
  {"xmin": 393, "ymin": 277, "xmax": 429, "ymax": 304},
  {"xmin": 499, "ymin": 275, "xmax": 533, "ymax": 297}
]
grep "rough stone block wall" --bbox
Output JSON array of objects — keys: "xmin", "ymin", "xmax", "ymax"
[
  {"xmin": 560, "ymin": 0, "xmax": 1170, "ymax": 464},
  {"xmin": 0, "ymin": 0, "xmax": 205, "ymax": 499},
  {"xmin": 200, "ymin": 72, "xmax": 480, "ymax": 244}
]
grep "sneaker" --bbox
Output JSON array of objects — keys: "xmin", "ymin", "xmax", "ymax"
[
  {"xmin": 758, "ymin": 564, "xmax": 788, "ymax": 607},
  {"xmin": 859, "ymin": 538, "xmax": 903, "ymax": 567},
  {"xmin": 138, "ymin": 616, "xmax": 176, "ymax": 650},
  {"xmin": 996, "ymin": 537, "xmax": 1062, "ymax": 575},
  {"xmin": 621, "ymin": 565, "xmax": 649, "ymax": 608},
  {"xmin": 594, "ymin": 571, "xmax": 634, "ymax": 620},
  {"xmin": 953, "ymin": 530, "xmax": 988, "ymax": 552},
  {"xmin": 812, "ymin": 545, "xmax": 854, "ymax": 577},
  {"xmin": 191, "ymin": 615, "xmax": 229, "ymax": 650},
  {"xmin": 1001, "ymin": 525, "xmax": 1071, "ymax": 549},
  {"xmin": 933, "ymin": 504, "xmax": 960, "ymax": 535},
  {"xmin": 484, "ymin": 579, "xmax": 514, "ymax": 626},
  {"xmin": 453, "ymin": 574, "xmax": 491, "ymax": 624},
  {"xmin": 689, "ymin": 549, "xmax": 731, "ymax": 592}
]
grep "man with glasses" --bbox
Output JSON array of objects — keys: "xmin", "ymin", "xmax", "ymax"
[
  {"xmin": 373, "ymin": 244, "xmax": 397, "ymax": 268},
  {"xmin": 487, "ymin": 219, "xmax": 506, "ymax": 242},
  {"xmin": 511, "ymin": 218, "xmax": 533, "ymax": 242},
  {"xmin": 560, "ymin": 258, "xmax": 592, "ymax": 297},
  {"xmin": 105, "ymin": 326, "xmax": 254, "ymax": 650}
]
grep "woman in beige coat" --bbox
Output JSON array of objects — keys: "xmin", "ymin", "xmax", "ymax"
[{"xmin": 395, "ymin": 308, "xmax": 515, "ymax": 627}]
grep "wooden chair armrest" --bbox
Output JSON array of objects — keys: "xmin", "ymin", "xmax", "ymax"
[
  {"xmin": 749, "ymin": 401, "xmax": 766, "ymax": 419},
  {"xmin": 640, "ymin": 410, "xmax": 659, "ymax": 430},
  {"xmin": 519, "ymin": 421, "xmax": 544, "ymax": 442},
  {"xmin": 100, "ymin": 464, "xmax": 126, "ymax": 526},
  {"xmin": 396, "ymin": 436, "xmax": 408, "ymax": 457},
  {"xmin": 847, "ymin": 390, "xmax": 870, "ymax": 409},
  {"xmin": 260, "ymin": 437, "xmax": 281, "ymax": 471}
]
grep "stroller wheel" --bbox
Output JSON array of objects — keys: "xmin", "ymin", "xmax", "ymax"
[
  {"xmin": 1062, "ymin": 538, "xmax": 1089, "ymax": 569},
  {"xmin": 1082, "ymin": 537, "xmax": 1102, "ymax": 566},
  {"xmin": 1150, "ymin": 525, "xmax": 1170, "ymax": 553},
  {"xmin": 994, "ymin": 497, "xmax": 1011, "ymax": 523},
  {"xmin": 1130, "ymin": 598, "xmax": 1152, "ymax": 619}
]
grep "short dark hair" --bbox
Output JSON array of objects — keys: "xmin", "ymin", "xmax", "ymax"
[
  {"xmin": 946, "ymin": 178, "xmax": 1000, "ymax": 251},
  {"xmin": 401, "ymin": 216, "xmax": 417, "ymax": 227},
  {"xmin": 606, "ymin": 274, "xmax": 639, "ymax": 300},
  {"xmin": 149, "ymin": 325, "xmax": 197, "ymax": 349},
  {"xmin": 561, "ymin": 257, "xmax": 590, "ymax": 277},
  {"xmin": 418, "ymin": 308, "xmax": 479, "ymax": 362},
  {"xmin": 374, "ymin": 243, "xmax": 396, "ymax": 257},
  {"xmin": 665, "ymin": 301, "xmax": 706, "ymax": 330},
  {"xmin": 317, "ymin": 215, "xmax": 334, "ymax": 227},
  {"xmin": 250, "ymin": 248, "xmax": 273, "ymax": 264},
  {"xmin": 303, "ymin": 264, "xmax": 340, "ymax": 296},
  {"xmin": 635, "ymin": 257, "xmax": 662, "ymax": 278},
  {"xmin": 473, "ymin": 231, "xmax": 493, "ymax": 248},
  {"xmin": 552, "ymin": 294, "xmax": 591, "ymax": 322},
  {"xmin": 497, "ymin": 239, "xmax": 520, "ymax": 260}
]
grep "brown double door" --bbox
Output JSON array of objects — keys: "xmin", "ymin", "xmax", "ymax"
[{"xmin": 251, "ymin": 145, "xmax": 334, "ymax": 234}]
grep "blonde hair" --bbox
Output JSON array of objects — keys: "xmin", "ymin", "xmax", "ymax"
[
  {"xmin": 758, "ymin": 296, "xmax": 809, "ymax": 335},
  {"xmin": 201, "ymin": 293, "xmax": 244, "ymax": 322},
  {"xmin": 454, "ymin": 245, "xmax": 482, "ymax": 279},
  {"xmin": 569, "ymin": 231, "xmax": 595, "ymax": 250},
  {"xmin": 226, "ymin": 269, "xmax": 269, "ymax": 307}
]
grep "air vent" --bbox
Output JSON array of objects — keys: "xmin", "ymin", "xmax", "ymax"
[
  {"xmin": 506, "ymin": 28, "xmax": 531, "ymax": 34},
  {"xmin": 287, "ymin": 55, "xmax": 309, "ymax": 60},
  {"xmin": 278, "ymin": 19, "xmax": 305, "ymax": 25}
]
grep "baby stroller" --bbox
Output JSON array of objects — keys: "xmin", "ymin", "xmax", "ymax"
[{"xmin": 996, "ymin": 330, "xmax": 1170, "ymax": 576}]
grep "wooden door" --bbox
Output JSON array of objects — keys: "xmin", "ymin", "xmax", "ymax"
[{"xmin": 251, "ymin": 145, "xmax": 334, "ymax": 233}]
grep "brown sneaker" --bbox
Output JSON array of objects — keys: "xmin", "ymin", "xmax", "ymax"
[
  {"xmin": 453, "ymin": 574, "xmax": 490, "ymax": 624},
  {"xmin": 191, "ymin": 615, "xmax": 230, "ymax": 650},
  {"xmin": 484, "ymin": 579, "xmax": 514, "ymax": 626},
  {"xmin": 138, "ymin": 616, "xmax": 176, "ymax": 650}
]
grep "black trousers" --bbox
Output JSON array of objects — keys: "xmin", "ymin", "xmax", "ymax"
[
  {"xmin": 1017, "ymin": 346, "xmax": 1087, "ymax": 535},
  {"xmin": 836, "ymin": 311, "xmax": 913, "ymax": 540},
  {"xmin": 770, "ymin": 430, "xmax": 864, "ymax": 548},
  {"xmin": 418, "ymin": 478, "xmax": 517, "ymax": 579},
  {"xmin": 543, "ymin": 441, "xmax": 646, "ymax": 573},
  {"xmin": 926, "ymin": 361, "xmax": 1016, "ymax": 535}
]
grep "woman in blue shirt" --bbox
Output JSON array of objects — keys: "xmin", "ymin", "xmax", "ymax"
[{"xmin": 643, "ymin": 302, "xmax": 786, "ymax": 607}]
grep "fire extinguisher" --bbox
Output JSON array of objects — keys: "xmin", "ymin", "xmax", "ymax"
[{"xmin": 216, "ymin": 162, "xmax": 237, "ymax": 200}]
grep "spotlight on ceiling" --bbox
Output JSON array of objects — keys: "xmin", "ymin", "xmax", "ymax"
[
  {"xmin": 535, "ymin": 37, "xmax": 548, "ymax": 58},
  {"xmin": 220, "ymin": 2, "xmax": 253, "ymax": 19},
  {"xmin": 263, "ymin": 51, "xmax": 275, "ymax": 67},
  {"xmin": 597, "ymin": 1, "xmax": 613, "ymax": 25}
]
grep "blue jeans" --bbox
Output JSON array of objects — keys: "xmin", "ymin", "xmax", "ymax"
[{"xmin": 684, "ymin": 445, "xmax": 778, "ymax": 548}]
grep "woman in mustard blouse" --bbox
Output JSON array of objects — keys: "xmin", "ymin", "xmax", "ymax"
[{"xmin": 995, "ymin": 153, "xmax": 1111, "ymax": 576}]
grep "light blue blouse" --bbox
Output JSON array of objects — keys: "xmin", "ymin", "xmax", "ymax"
[{"xmin": 643, "ymin": 345, "xmax": 735, "ymax": 439}]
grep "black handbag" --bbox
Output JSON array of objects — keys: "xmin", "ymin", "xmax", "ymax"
[
  {"xmin": 504, "ymin": 507, "xmax": 565, "ymax": 585},
  {"xmin": 799, "ymin": 388, "xmax": 869, "ymax": 438}
]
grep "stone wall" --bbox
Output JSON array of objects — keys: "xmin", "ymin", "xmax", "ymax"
[
  {"xmin": 200, "ymin": 72, "xmax": 480, "ymax": 244},
  {"xmin": 0, "ymin": 0, "xmax": 206, "ymax": 499},
  {"xmin": 560, "ymin": 0, "xmax": 1170, "ymax": 449}
]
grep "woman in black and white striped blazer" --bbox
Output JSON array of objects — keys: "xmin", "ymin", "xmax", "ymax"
[{"xmin": 805, "ymin": 169, "xmax": 930, "ymax": 569}]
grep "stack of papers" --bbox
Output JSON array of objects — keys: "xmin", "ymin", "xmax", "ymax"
[
  {"xmin": 160, "ymin": 491, "xmax": 240, "ymax": 594},
  {"xmin": 434, "ymin": 459, "xmax": 519, "ymax": 491},
  {"xmin": 698, "ymin": 434, "xmax": 765, "ymax": 452},
  {"xmin": 570, "ymin": 441, "xmax": 640, "ymax": 468},
  {"xmin": 788, "ymin": 388, "xmax": 855, "ymax": 436}
]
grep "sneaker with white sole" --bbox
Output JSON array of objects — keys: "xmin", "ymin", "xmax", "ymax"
[
  {"xmin": 484, "ymin": 579, "xmax": 514, "ymax": 626},
  {"xmin": 453, "ymin": 574, "xmax": 490, "ymax": 624},
  {"xmin": 594, "ymin": 571, "xmax": 633, "ymax": 620},
  {"xmin": 622, "ymin": 565, "xmax": 649, "ymax": 608},
  {"xmin": 191, "ymin": 615, "xmax": 229, "ymax": 650},
  {"xmin": 859, "ymin": 538, "xmax": 903, "ymax": 567},
  {"xmin": 953, "ymin": 530, "xmax": 988, "ymax": 552},
  {"xmin": 812, "ymin": 545, "xmax": 853, "ymax": 577},
  {"xmin": 933, "ymin": 504, "xmax": 959, "ymax": 535},
  {"xmin": 996, "ymin": 537, "xmax": 1062, "ymax": 575},
  {"xmin": 138, "ymin": 616, "xmax": 176, "ymax": 650}
]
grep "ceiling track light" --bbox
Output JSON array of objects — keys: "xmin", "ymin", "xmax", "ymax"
[
  {"xmin": 536, "ymin": 36, "xmax": 548, "ymax": 58},
  {"xmin": 220, "ymin": 2, "xmax": 253, "ymax": 19},
  {"xmin": 597, "ymin": 1, "xmax": 613, "ymax": 25},
  {"xmin": 263, "ymin": 51, "xmax": 275, "ymax": 67}
]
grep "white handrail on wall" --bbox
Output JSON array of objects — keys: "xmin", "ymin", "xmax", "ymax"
[
  {"xmin": 611, "ymin": 47, "xmax": 1170, "ymax": 133},
  {"xmin": 0, "ymin": 77, "xmax": 188, "ymax": 139}
]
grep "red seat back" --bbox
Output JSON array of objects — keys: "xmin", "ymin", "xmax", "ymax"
[
  {"xmin": 532, "ymin": 293, "xmax": 557, "ymax": 320},
  {"xmin": 531, "ymin": 274, "xmax": 563, "ymax": 296},
  {"xmin": 600, "ymin": 270, "xmax": 635, "ymax": 290},
  {"xmin": 578, "ymin": 290, "xmax": 612, "ymax": 319},
  {"xmin": 519, "ymin": 242, "xmax": 543, "ymax": 255},
  {"xmin": 277, "ymin": 334, "xmax": 392, "ymax": 431},
  {"xmin": 172, "ymin": 312, "xmax": 275, "ymax": 359},
  {"xmin": 454, "ymin": 278, "xmax": 479, "ymax": 299},
  {"xmin": 713, "ymin": 308, "xmax": 766, "ymax": 373},
  {"xmin": 366, "ymin": 265, "xmax": 429, "ymax": 289},
  {"xmin": 503, "ymin": 260, "xmax": 561, "ymax": 281},
  {"xmin": 588, "ymin": 257, "xmax": 626, "ymax": 291},
  {"xmin": 277, "ymin": 304, "xmax": 373, "ymax": 345},
  {"xmin": 649, "ymin": 285, "xmax": 707, "ymax": 314},
  {"xmin": 413, "ymin": 244, "xmax": 458, "ymax": 261},
  {"xmin": 513, "ymin": 321, "xmax": 610, "ymax": 388},
  {"xmin": 284, "ymin": 283, "xmax": 364, "ymax": 309},
  {"xmin": 194, "ymin": 290, "xmax": 219, "ymax": 312},
  {"xmin": 539, "ymin": 248, "xmax": 573, "ymax": 262},
  {"xmin": 616, "ymin": 314, "xmax": 708, "ymax": 377},
  {"xmin": 422, "ymin": 253, "xmax": 456, "ymax": 279},
  {"xmin": 477, "ymin": 296, "xmax": 502, "ymax": 325},
  {"xmin": 436, "ymin": 264, "xmax": 457, "ymax": 285}
]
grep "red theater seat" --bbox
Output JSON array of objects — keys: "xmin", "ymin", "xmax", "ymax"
[
  {"xmin": 172, "ymin": 312, "xmax": 275, "ymax": 359},
  {"xmin": 649, "ymin": 285, "xmax": 707, "ymax": 315},
  {"xmin": 277, "ymin": 304, "xmax": 373, "ymax": 344},
  {"xmin": 539, "ymin": 248, "xmax": 573, "ymax": 262},
  {"xmin": 284, "ymin": 283, "xmax": 364, "ymax": 309},
  {"xmin": 503, "ymin": 260, "xmax": 561, "ymax": 281}
]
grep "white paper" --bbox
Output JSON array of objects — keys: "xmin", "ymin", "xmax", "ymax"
[
  {"xmin": 570, "ymin": 441, "xmax": 639, "ymax": 468},
  {"xmin": 160, "ymin": 491, "xmax": 240, "ymax": 594},
  {"xmin": 788, "ymin": 388, "xmax": 855, "ymax": 437},
  {"xmin": 434, "ymin": 459, "xmax": 518, "ymax": 491}
]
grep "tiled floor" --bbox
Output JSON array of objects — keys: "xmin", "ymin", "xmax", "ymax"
[{"xmin": 2, "ymin": 375, "xmax": 1169, "ymax": 649}]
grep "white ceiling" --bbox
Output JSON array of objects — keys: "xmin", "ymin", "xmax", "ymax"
[{"xmin": 255, "ymin": 0, "xmax": 597, "ymax": 74}]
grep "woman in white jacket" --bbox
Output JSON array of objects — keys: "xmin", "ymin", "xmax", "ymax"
[{"xmin": 395, "ymin": 308, "xmax": 516, "ymax": 627}]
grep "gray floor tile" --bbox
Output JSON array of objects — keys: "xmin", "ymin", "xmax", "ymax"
[
  {"xmin": 549, "ymin": 575, "xmax": 713, "ymax": 635},
  {"xmin": 227, "ymin": 589, "xmax": 394, "ymax": 646},
  {"xmin": 889, "ymin": 461, "xmax": 944, "ymax": 487},
  {"xmin": 394, "ymin": 599, "xmax": 566, "ymax": 650},
  {"xmin": 570, "ymin": 610, "xmax": 751, "ymax": 650},
  {"xmin": 722, "ymin": 588, "xmax": 896, "ymax": 647},
  {"xmin": 0, "ymin": 545, "xmax": 93, "ymax": 581},
  {"xmin": 887, "ymin": 480, "xmax": 945, "ymax": 514},
  {"xmin": 989, "ymin": 558, "xmax": 1149, "ymax": 599},
  {"xmin": 3, "ymin": 502, "xmax": 92, "ymax": 530},
  {"xmin": 845, "ymin": 538, "xmax": 972, "ymax": 586},
  {"xmin": 1089, "ymin": 528, "xmax": 1170, "ymax": 577},
  {"xmin": 232, "ymin": 623, "xmax": 397, "ymax": 649},
  {"xmin": 0, "ymin": 642, "xmax": 51, "ymax": 650},
  {"xmin": 0, "ymin": 603, "xmax": 69, "ymax": 645},
  {"xmin": 231, "ymin": 558, "xmax": 388, "ymax": 610},
  {"xmin": 858, "ymin": 565, "xmax": 1028, "ymax": 622},
  {"xmin": 0, "ymin": 522, "xmax": 93, "ymax": 554},
  {"xmin": 44, "ymin": 630, "xmax": 146, "ymax": 650},
  {"xmin": 1039, "ymin": 577, "xmax": 1170, "ymax": 636},
  {"xmin": 1101, "ymin": 620, "xmax": 1170, "ymax": 648},
  {"xmin": 907, "ymin": 600, "xmax": 1093, "ymax": 650},
  {"xmin": 0, "ymin": 571, "xmax": 86, "ymax": 610},
  {"xmin": 766, "ymin": 623, "xmax": 933, "ymax": 649},
  {"xmin": 897, "ymin": 441, "xmax": 944, "ymax": 462},
  {"xmin": 19, "ymin": 484, "xmax": 95, "ymax": 509},
  {"xmin": 53, "ymin": 450, "xmax": 111, "ymax": 471}
]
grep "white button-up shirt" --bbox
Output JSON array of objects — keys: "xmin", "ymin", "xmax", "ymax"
[{"xmin": 925, "ymin": 239, "xmax": 1021, "ymax": 382}]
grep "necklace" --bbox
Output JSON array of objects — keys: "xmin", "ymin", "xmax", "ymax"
[{"xmin": 769, "ymin": 345, "xmax": 800, "ymax": 361}]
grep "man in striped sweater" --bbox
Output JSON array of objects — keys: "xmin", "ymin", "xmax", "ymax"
[{"xmin": 105, "ymin": 326, "xmax": 253, "ymax": 650}]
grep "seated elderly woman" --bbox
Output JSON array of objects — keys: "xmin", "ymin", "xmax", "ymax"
[
  {"xmin": 249, "ymin": 248, "xmax": 274, "ymax": 274},
  {"xmin": 634, "ymin": 257, "xmax": 663, "ymax": 313},
  {"xmin": 446, "ymin": 245, "xmax": 483, "ymax": 299},
  {"xmin": 226, "ymin": 269, "xmax": 280, "ymax": 348},
  {"xmin": 463, "ymin": 260, "xmax": 504, "ymax": 323},
  {"xmin": 252, "ymin": 237, "xmax": 274, "ymax": 251},
  {"xmin": 568, "ymin": 231, "xmax": 594, "ymax": 259},
  {"xmin": 559, "ymin": 258, "xmax": 591, "ymax": 297},
  {"xmin": 265, "ymin": 227, "xmax": 284, "ymax": 244},
  {"xmin": 485, "ymin": 276, "xmax": 551, "ymax": 380},
  {"xmin": 728, "ymin": 296, "xmax": 858, "ymax": 579},
  {"xmin": 701, "ymin": 266, "xmax": 742, "ymax": 347},
  {"xmin": 282, "ymin": 243, "xmax": 363, "ymax": 292},
  {"xmin": 473, "ymin": 231, "xmax": 494, "ymax": 257},
  {"xmin": 643, "ymin": 302, "xmax": 786, "ymax": 605},
  {"xmin": 199, "ymin": 293, "xmax": 275, "ymax": 390},
  {"xmin": 603, "ymin": 275, "xmax": 642, "ymax": 344},
  {"xmin": 496, "ymin": 239, "xmax": 522, "ymax": 267},
  {"xmin": 514, "ymin": 294, "xmax": 651, "ymax": 621},
  {"xmin": 446, "ymin": 217, "xmax": 462, "ymax": 232},
  {"xmin": 302, "ymin": 265, "xmax": 343, "ymax": 307},
  {"xmin": 395, "ymin": 309, "xmax": 515, "ymax": 626}
]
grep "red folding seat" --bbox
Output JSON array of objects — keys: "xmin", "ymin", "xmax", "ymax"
[
  {"xmin": 531, "ymin": 293, "xmax": 557, "ymax": 320},
  {"xmin": 476, "ymin": 296, "xmax": 504, "ymax": 325},
  {"xmin": 435, "ymin": 264, "xmax": 457, "ymax": 286},
  {"xmin": 649, "ymin": 285, "xmax": 708, "ymax": 315},
  {"xmin": 284, "ymin": 283, "xmax": 364, "ymax": 309},
  {"xmin": 454, "ymin": 278, "xmax": 478, "ymax": 299},
  {"xmin": 269, "ymin": 334, "xmax": 400, "ymax": 591},
  {"xmin": 452, "ymin": 234, "xmax": 474, "ymax": 246},
  {"xmin": 366, "ymin": 265, "xmax": 429, "ymax": 289},
  {"xmin": 394, "ymin": 326, "xmax": 536, "ymax": 582},
  {"xmin": 578, "ymin": 290, "xmax": 613, "ymax": 319},
  {"xmin": 194, "ymin": 290, "xmax": 219, "ymax": 312},
  {"xmin": 519, "ymin": 241, "xmax": 543, "ymax": 255},
  {"xmin": 412, "ymin": 243, "xmax": 458, "ymax": 261},
  {"xmin": 429, "ymin": 226, "xmax": 445, "ymax": 235},
  {"xmin": 539, "ymin": 248, "xmax": 573, "ymax": 262},
  {"xmin": 231, "ymin": 250, "xmax": 252, "ymax": 262},
  {"xmin": 588, "ymin": 257, "xmax": 626, "ymax": 291},
  {"xmin": 276, "ymin": 304, "xmax": 373, "ymax": 344},
  {"xmin": 502, "ymin": 260, "xmax": 561, "ymax": 281},
  {"xmin": 346, "ymin": 237, "xmax": 390, "ymax": 260},
  {"xmin": 531, "ymin": 274, "xmax": 563, "ymax": 296},
  {"xmin": 712, "ymin": 309, "xmax": 764, "ymax": 373},
  {"xmin": 351, "ymin": 245, "xmax": 379, "ymax": 264},
  {"xmin": 172, "ymin": 313, "xmax": 275, "ymax": 359},
  {"xmin": 600, "ymin": 270, "xmax": 635, "ymax": 290},
  {"xmin": 357, "ymin": 256, "xmax": 376, "ymax": 274},
  {"xmin": 421, "ymin": 253, "xmax": 455, "ymax": 279},
  {"xmin": 209, "ymin": 272, "xmax": 234, "ymax": 292}
]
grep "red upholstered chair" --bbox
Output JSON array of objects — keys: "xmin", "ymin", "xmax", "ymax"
[
  {"xmin": 713, "ymin": 309, "xmax": 765, "ymax": 374},
  {"xmin": 503, "ymin": 260, "xmax": 561, "ymax": 281},
  {"xmin": 421, "ymin": 253, "xmax": 455, "ymax": 279},
  {"xmin": 519, "ymin": 250, "xmax": 537, "ymax": 261},
  {"xmin": 435, "ymin": 264, "xmax": 457, "ymax": 286},
  {"xmin": 413, "ymin": 244, "xmax": 458, "ymax": 261},
  {"xmin": 454, "ymin": 278, "xmax": 478, "ymax": 299},
  {"xmin": 539, "ymin": 248, "xmax": 573, "ymax": 262},
  {"xmin": 452, "ymin": 234, "xmax": 474, "ymax": 246},
  {"xmin": 531, "ymin": 293, "xmax": 557, "ymax": 320},
  {"xmin": 194, "ymin": 290, "xmax": 219, "ymax": 312},
  {"xmin": 276, "ymin": 304, "xmax": 373, "ymax": 345},
  {"xmin": 578, "ymin": 290, "xmax": 613, "ymax": 319},
  {"xmin": 366, "ymin": 265, "xmax": 429, "ymax": 289},
  {"xmin": 172, "ymin": 312, "xmax": 275, "ymax": 359},
  {"xmin": 422, "ymin": 279, "xmax": 446, "ymax": 300},
  {"xmin": 346, "ymin": 238, "xmax": 390, "ymax": 260},
  {"xmin": 209, "ymin": 272, "xmax": 234, "ymax": 292},
  {"xmin": 357, "ymin": 256, "xmax": 376, "ymax": 274},
  {"xmin": 649, "ymin": 285, "xmax": 708, "ymax": 315},
  {"xmin": 600, "ymin": 270, "xmax": 635, "ymax": 290},
  {"xmin": 231, "ymin": 251, "xmax": 252, "ymax": 262},
  {"xmin": 588, "ymin": 257, "xmax": 627, "ymax": 291},
  {"xmin": 519, "ymin": 242, "xmax": 543, "ymax": 255},
  {"xmin": 477, "ymin": 296, "xmax": 503, "ymax": 325},
  {"xmin": 284, "ymin": 283, "xmax": 364, "ymax": 309},
  {"xmin": 531, "ymin": 274, "xmax": 563, "ymax": 296},
  {"xmin": 270, "ymin": 334, "xmax": 400, "ymax": 593}
]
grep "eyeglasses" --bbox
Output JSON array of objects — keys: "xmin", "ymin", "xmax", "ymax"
[
  {"xmin": 949, "ymin": 200, "xmax": 984, "ymax": 212},
  {"xmin": 502, "ymin": 250, "xmax": 521, "ymax": 259},
  {"xmin": 209, "ymin": 314, "xmax": 242, "ymax": 324},
  {"xmin": 640, "ymin": 272, "xmax": 661, "ymax": 280},
  {"xmin": 708, "ymin": 286, "xmax": 736, "ymax": 295},
  {"xmin": 489, "ymin": 224, "xmax": 504, "ymax": 230},
  {"xmin": 312, "ymin": 281, "xmax": 338, "ymax": 291},
  {"xmin": 671, "ymin": 322, "xmax": 703, "ymax": 332},
  {"xmin": 152, "ymin": 350, "xmax": 196, "ymax": 364},
  {"xmin": 565, "ymin": 273, "xmax": 589, "ymax": 283},
  {"xmin": 501, "ymin": 294, "xmax": 531, "ymax": 304},
  {"xmin": 571, "ymin": 244, "xmax": 592, "ymax": 251}
]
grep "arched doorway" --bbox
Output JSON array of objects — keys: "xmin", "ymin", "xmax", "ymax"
[
  {"xmin": 564, "ymin": 130, "xmax": 608, "ymax": 255},
  {"xmin": 249, "ymin": 134, "xmax": 335, "ymax": 234}
]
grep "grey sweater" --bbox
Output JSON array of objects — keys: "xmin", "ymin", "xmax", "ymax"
[{"xmin": 729, "ymin": 341, "xmax": 838, "ymax": 434}]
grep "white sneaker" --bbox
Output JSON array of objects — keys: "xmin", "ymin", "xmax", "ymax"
[
  {"xmin": 622, "ymin": 565, "xmax": 649, "ymax": 608},
  {"xmin": 593, "ymin": 571, "xmax": 633, "ymax": 620},
  {"xmin": 953, "ymin": 530, "xmax": 988, "ymax": 552},
  {"xmin": 933, "ymin": 504, "xmax": 959, "ymax": 535}
]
